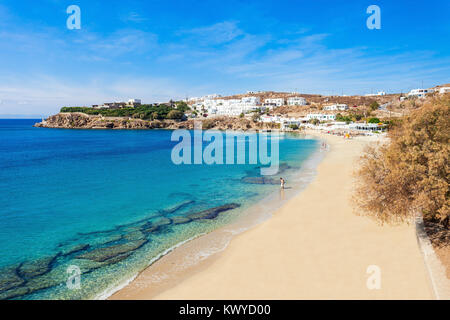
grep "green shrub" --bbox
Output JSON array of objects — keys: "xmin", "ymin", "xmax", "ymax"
[{"xmin": 167, "ymin": 110, "xmax": 184, "ymax": 120}]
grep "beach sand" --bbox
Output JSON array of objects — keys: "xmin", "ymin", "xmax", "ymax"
[{"xmin": 110, "ymin": 131, "xmax": 434, "ymax": 300}]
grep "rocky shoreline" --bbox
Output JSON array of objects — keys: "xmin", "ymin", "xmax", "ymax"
[
  {"xmin": 34, "ymin": 112, "xmax": 280, "ymax": 131},
  {"xmin": 0, "ymin": 202, "xmax": 241, "ymax": 300}
]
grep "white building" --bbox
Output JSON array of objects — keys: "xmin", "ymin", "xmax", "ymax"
[
  {"xmin": 127, "ymin": 99, "xmax": 141, "ymax": 106},
  {"xmin": 408, "ymin": 88, "xmax": 435, "ymax": 98},
  {"xmin": 306, "ymin": 113, "xmax": 336, "ymax": 121},
  {"xmin": 287, "ymin": 97, "xmax": 307, "ymax": 106},
  {"xmin": 365, "ymin": 92, "xmax": 386, "ymax": 96},
  {"xmin": 349, "ymin": 123, "xmax": 386, "ymax": 132},
  {"xmin": 323, "ymin": 104, "xmax": 348, "ymax": 111},
  {"xmin": 264, "ymin": 98, "xmax": 284, "ymax": 107},
  {"xmin": 241, "ymin": 96, "xmax": 261, "ymax": 105},
  {"xmin": 200, "ymin": 97, "xmax": 261, "ymax": 117},
  {"xmin": 439, "ymin": 87, "xmax": 450, "ymax": 94}
]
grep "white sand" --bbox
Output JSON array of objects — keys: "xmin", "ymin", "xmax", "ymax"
[{"xmin": 111, "ymin": 131, "xmax": 433, "ymax": 300}]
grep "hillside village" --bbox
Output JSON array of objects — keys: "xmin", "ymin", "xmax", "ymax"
[
  {"xmin": 182, "ymin": 84, "xmax": 450, "ymax": 134},
  {"xmin": 39, "ymin": 84, "xmax": 450, "ymax": 134}
]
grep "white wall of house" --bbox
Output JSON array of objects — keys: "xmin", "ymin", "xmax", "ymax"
[
  {"xmin": 287, "ymin": 97, "xmax": 307, "ymax": 106},
  {"xmin": 306, "ymin": 113, "xmax": 336, "ymax": 121},
  {"xmin": 323, "ymin": 104, "xmax": 348, "ymax": 111},
  {"xmin": 408, "ymin": 88, "xmax": 435, "ymax": 98},
  {"xmin": 264, "ymin": 98, "xmax": 284, "ymax": 106}
]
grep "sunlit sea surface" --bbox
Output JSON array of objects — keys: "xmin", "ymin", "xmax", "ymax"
[{"xmin": 0, "ymin": 119, "xmax": 320, "ymax": 299}]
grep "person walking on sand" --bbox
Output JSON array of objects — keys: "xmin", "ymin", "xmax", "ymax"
[{"xmin": 280, "ymin": 177, "xmax": 285, "ymax": 189}]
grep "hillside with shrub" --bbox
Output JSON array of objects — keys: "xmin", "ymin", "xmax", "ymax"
[
  {"xmin": 60, "ymin": 102, "xmax": 190, "ymax": 120},
  {"xmin": 354, "ymin": 95, "xmax": 449, "ymax": 235}
]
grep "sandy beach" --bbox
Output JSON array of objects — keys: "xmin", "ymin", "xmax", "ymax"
[{"xmin": 110, "ymin": 131, "xmax": 434, "ymax": 300}]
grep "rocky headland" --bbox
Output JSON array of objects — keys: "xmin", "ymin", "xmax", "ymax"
[{"xmin": 34, "ymin": 112, "xmax": 280, "ymax": 131}]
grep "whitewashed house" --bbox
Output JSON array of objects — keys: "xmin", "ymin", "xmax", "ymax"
[
  {"xmin": 287, "ymin": 97, "xmax": 307, "ymax": 106},
  {"xmin": 349, "ymin": 123, "xmax": 386, "ymax": 132},
  {"xmin": 323, "ymin": 104, "xmax": 348, "ymax": 111},
  {"xmin": 408, "ymin": 88, "xmax": 435, "ymax": 98},
  {"xmin": 264, "ymin": 98, "xmax": 284, "ymax": 107},
  {"xmin": 241, "ymin": 96, "xmax": 261, "ymax": 105},
  {"xmin": 306, "ymin": 113, "xmax": 336, "ymax": 121},
  {"xmin": 439, "ymin": 87, "xmax": 450, "ymax": 94}
]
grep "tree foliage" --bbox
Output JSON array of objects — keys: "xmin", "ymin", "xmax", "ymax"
[
  {"xmin": 369, "ymin": 101, "xmax": 380, "ymax": 111},
  {"xmin": 354, "ymin": 95, "xmax": 449, "ymax": 228},
  {"xmin": 60, "ymin": 103, "xmax": 187, "ymax": 121},
  {"xmin": 367, "ymin": 117, "xmax": 380, "ymax": 123},
  {"xmin": 167, "ymin": 110, "xmax": 185, "ymax": 120}
]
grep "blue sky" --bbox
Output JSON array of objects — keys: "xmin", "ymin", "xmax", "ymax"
[{"xmin": 0, "ymin": 0, "xmax": 449, "ymax": 116}]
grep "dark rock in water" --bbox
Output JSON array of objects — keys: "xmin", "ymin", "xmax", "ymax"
[
  {"xmin": 101, "ymin": 234, "xmax": 124, "ymax": 246},
  {"xmin": 141, "ymin": 225, "xmax": 160, "ymax": 234},
  {"xmin": 188, "ymin": 203, "xmax": 240, "ymax": 220},
  {"xmin": 0, "ymin": 266, "xmax": 24, "ymax": 292},
  {"xmin": 170, "ymin": 216, "xmax": 192, "ymax": 225},
  {"xmin": 161, "ymin": 200, "xmax": 195, "ymax": 214},
  {"xmin": 23, "ymin": 268, "xmax": 66, "ymax": 295},
  {"xmin": 279, "ymin": 163, "xmax": 292, "ymax": 172},
  {"xmin": 84, "ymin": 251, "xmax": 134, "ymax": 272},
  {"xmin": 76, "ymin": 239, "xmax": 147, "ymax": 263},
  {"xmin": 0, "ymin": 286, "xmax": 29, "ymax": 300},
  {"xmin": 140, "ymin": 217, "xmax": 172, "ymax": 234},
  {"xmin": 255, "ymin": 162, "xmax": 292, "ymax": 174},
  {"xmin": 100, "ymin": 252, "xmax": 133, "ymax": 265},
  {"xmin": 62, "ymin": 244, "xmax": 90, "ymax": 256},
  {"xmin": 241, "ymin": 177, "xmax": 279, "ymax": 185},
  {"xmin": 17, "ymin": 254, "xmax": 60, "ymax": 280},
  {"xmin": 152, "ymin": 217, "xmax": 172, "ymax": 227},
  {"xmin": 123, "ymin": 230, "xmax": 146, "ymax": 241}
]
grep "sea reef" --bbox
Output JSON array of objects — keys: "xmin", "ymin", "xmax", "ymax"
[
  {"xmin": 0, "ymin": 202, "xmax": 240, "ymax": 300},
  {"xmin": 34, "ymin": 113, "xmax": 280, "ymax": 131}
]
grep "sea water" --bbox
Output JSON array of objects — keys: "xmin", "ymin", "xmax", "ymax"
[{"xmin": 0, "ymin": 119, "xmax": 320, "ymax": 299}]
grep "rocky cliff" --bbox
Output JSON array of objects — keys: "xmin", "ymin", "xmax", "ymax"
[{"xmin": 34, "ymin": 112, "xmax": 280, "ymax": 131}]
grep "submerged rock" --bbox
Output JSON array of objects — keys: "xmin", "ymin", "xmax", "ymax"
[
  {"xmin": 17, "ymin": 254, "xmax": 60, "ymax": 280},
  {"xmin": 161, "ymin": 200, "xmax": 195, "ymax": 214},
  {"xmin": 100, "ymin": 252, "xmax": 133, "ymax": 265},
  {"xmin": 188, "ymin": 203, "xmax": 240, "ymax": 220},
  {"xmin": 170, "ymin": 216, "xmax": 192, "ymax": 225},
  {"xmin": 0, "ymin": 286, "xmax": 29, "ymax": 300},
  {"xmin": 0, "ymin": 266, "xmax": 24, "ymax": 292},
  {"xmin": 62, "ymin": 244, "xmax": 90, "ymax": 256},
  {"xmin": 141, "ymin": 225, "xmax": 160, "ymax": 234},
  {"xmin": 23, "ymin": 267, "xmax": 66, "ymax": 295},
  {"xmin": 123, "ymin": 230, "xmax": 146, "ymax": 241},
  {"xmin": 240, "ymin": 177, "xmax": 279, "ymax": 185},
  {"xmin": 76, "ymin": 239, "xmax": 147, "ymax": 263},
  {"xmin": 152, "ymin": 217, "xmax": 172, "ymax": 227},
  {"xmin": 99, "ymin": 234, "xmax": 124, "ymax": 246}
]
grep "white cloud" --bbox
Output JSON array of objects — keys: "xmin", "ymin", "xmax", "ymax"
[{"xmin": 179, "ymin": 21, "xmax": 244, "ymax": 45}]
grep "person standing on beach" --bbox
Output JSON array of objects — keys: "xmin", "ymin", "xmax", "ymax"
[{"xmin": 280, "ymin": 177, "xmax": 285, "ymax": 189}]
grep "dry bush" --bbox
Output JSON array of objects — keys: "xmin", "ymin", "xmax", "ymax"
[{"xmin": 354, "ymin": 95, "xmax": 449, "ymax": 229}]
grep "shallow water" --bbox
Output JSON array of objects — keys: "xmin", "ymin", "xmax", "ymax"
[{"xmin": 0, "ymin": 119, "xmax": 319, "ymax": 299}]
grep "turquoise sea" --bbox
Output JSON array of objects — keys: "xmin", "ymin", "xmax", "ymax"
[{"xmin": 0, "ymin": 119, "xmax": 320, "ymax": 299}]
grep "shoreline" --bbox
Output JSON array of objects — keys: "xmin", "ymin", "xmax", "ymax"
[
  {"xmin": 110, "ymin": 130, "xmax": 434, "ymax": 300},
  {"xmin": 107, "ymin": 133, "xmax": 325, "ymax": 300}
]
